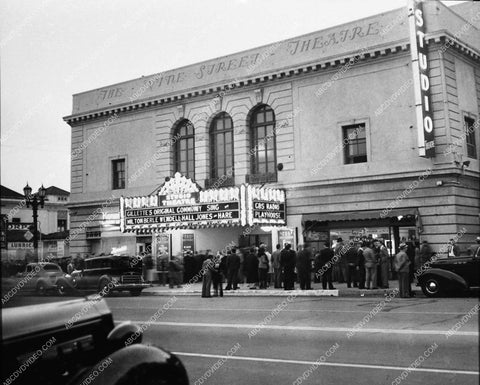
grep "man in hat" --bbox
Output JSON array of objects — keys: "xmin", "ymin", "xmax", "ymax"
[
  {"xmin": 419, "ymin": 239, "xmax": 433, "ymax": 266},
  {"xmin": 467, "ymin": 237, "xmax": 480, "ymax": 257},
  {"xmin": 280, "ymin": 243, "xmax": 296, "ymax": 290},
  {"xmin": 225, "ymin": 248, "xmax": 240, "ymax": 290},
  {"xmin": 317, "ymin": 241, "xmax": 335, "ymax": 290},
  {"xmin": 296, "ymin": 244, "xmax": 312, "ymax": 290},
  {"xmin": 447, "ymin": 239, "xmax": 460, "ymax": 257},
  {"xmin": 333, "ymin": 238, "xmax": 346, "ymax": 283},
  {"xmin": 272, "ymin": 244, "xmax": 283, "ymax": 288},
  {"xmin": 394, "ymin": 243, "xmax": 411, "ymax": 298}
]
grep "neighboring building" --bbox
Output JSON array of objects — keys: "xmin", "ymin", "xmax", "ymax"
[
  {"xmin": 0, "ymin": 185, "xmax": 70, "ymax": 261},
  {"xmin": 64, "ymin": 1, "xmax": 479, "ymax": 270}
]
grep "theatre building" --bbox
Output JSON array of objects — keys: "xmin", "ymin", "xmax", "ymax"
[{"xmin": 65, "ymin": 0, "xmax": 479, "ymax": 268}]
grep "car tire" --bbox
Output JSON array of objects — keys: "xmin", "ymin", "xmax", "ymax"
[
  {"xmin": 57, "ymin": 280, "xmax": 70, "ymax": 296},
  {"xmin": 130, "ymin": 289, "xmax": 142, "ymax": 297},
  {"xmin": 421, "ymin": 277, "xmax": 442, "ymax": 297},
  {"xmin": 36, "ymin": 281, "xmax": 46, "ymax": 295}
]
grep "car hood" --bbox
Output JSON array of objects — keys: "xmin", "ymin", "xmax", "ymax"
[
  {"xmin": 1, "ymin": 296, "xmax": 111, "ymax": 341},
  {"xmin": 431, "ymin": 256, "xmax": 474, "ymax": 266}
]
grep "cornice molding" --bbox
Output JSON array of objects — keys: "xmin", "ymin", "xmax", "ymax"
[
  {"xmin": 64, "ymin": 41, "xmax": 412, "ymax": 125},
  {"xmin": 63, "ymin": 33, "xmax": 479, "ymax": 126}
]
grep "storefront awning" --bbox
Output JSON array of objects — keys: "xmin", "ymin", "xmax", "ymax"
[{"xmin": 302, "ymin": 208, "xmax": 418, "ymax": 223}]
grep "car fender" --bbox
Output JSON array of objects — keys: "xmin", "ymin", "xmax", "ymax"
[
  {"xmin": 36, "ymin": 277, "xmax": 51, "ymax": 287},
  {"xmin": 98, "ymin": 274, "xmax": 114, "ymax": 285},
  {"xmin": 56, "ymin": 276, "xmax": 77, "ymax": 293},
  {"xmin": 419, "ymin": 268, "xmax": 469, "ymax": 289},
  {"xmin": 69, "ymin": 344, "xmax": 189, "ymax": 385},
  {"xmin": 107, "ymin": 321, "xmax": 143, "ymax": 349}
]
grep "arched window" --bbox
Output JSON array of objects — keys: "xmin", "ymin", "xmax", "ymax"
[
  {"xmin": 210, "ymin": 112, "xmax": 234, "ymax": 184},
  {"xmin": 174, "ymin": 119, "xmax": 195, "ymax": 179},
  {"xmin": 250, "ymin": 105, "xmax": 276, "ymax": 181}
]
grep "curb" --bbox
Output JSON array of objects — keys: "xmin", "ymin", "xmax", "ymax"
[
  {"xmin": 141, "ymin": 289, "xmax": 339, "ymax": 297},
  {"xmin": 139, "ymin": 288, "xmax": 420, "ymax": 298}
]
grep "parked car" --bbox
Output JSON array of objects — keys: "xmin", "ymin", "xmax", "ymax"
[
  {"xmin": 416, "ymin": 253, "xmax": 480, "ymax": 297},
  {"xmin": 2, "ymin": 262, "xmax": 67, "ymax": 296},
  {"xmin": 68, "ymin": 255, "xmax": 151, "ymax": 296},
  {"xmin": 1, "ymin": 295, "xmax": 189, "ymax": 385}
]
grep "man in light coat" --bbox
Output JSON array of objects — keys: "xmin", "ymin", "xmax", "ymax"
[
  {"xmin": 272, "ymin": 244, "xmax": 282, "ymax": 288},
  {"xmin": 394, "ymin": 243, "xmax": 411, "ymax": 298},
  {"xmin": 363, "ymin": 241, "xmax": 378, "ymax": 290}
]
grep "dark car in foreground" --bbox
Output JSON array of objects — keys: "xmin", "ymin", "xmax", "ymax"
[
  {"xmin": 68, "ymin": 255, "xmax": 151, "ymax": 296},
  {"xmin": 416, "ymin": 252, "xmax": 480, "ymax": 297},
  {"xmin": 1, "ymin": 295, "xmax": 189, "ymax": 385}
]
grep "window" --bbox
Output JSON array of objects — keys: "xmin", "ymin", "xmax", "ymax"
[
  {"xmin": 250, "ymin": 105, "xmax": 277, "ymax": 180},
  {"xmin": 112, "ymin": 159, "xmax": 126, "ymax": 189},
  {"xmin": 343, "ymin": 123, "xmax": 367, "ymax": 164},
  {"xmin": 57, "ymin": 219, "xmax": 67, "ymax": 232},
  {"xmin": 174, "ymin": 120, "xmax": 195, "ymax": 179},
  {"xmin": 210, "ymin": 112, "xmax": 234, "ymax": 183},
  {"xmin": 464, "ymin": 116, "xmax": 477, "ymax": 159},
  {"xmin": 44, "ymin": 263, "xmax": 62, "ymax": 271},
  {"xmin": 11, "ymin": 218, "xmax": 21, "ymax": 223}
]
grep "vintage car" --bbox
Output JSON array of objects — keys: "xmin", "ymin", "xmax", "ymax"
[
  {"xmin": 67, "ymin": 255, "xmax": 151, "ymax": 296},
  {"xmin": 1, "ymin": 296, "xmax": 189, "ymax": 384},
  {"xmin": 416, "ymin": 252, "xmax": 480, "ymax": 297},
  {"xmin": 2, "ymin": 262, "xmax": 67, "ymax": 296}
]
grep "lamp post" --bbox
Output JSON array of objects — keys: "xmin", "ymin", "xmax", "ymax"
[{"xmin": 23, "ymin": 183, "xmax": 46, "ymax": 262}]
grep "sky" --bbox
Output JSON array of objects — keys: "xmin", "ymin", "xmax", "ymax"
[{"xmin": 0, "ymin": 0, "xmax": 465, "ymax": 194}]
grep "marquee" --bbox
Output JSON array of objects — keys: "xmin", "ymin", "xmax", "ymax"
[{"xmin": 120, "ymin": 173, "xmax": 286, "ymax": 232}]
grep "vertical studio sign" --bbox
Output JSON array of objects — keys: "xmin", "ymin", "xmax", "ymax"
[{"xmin": 409, "ymin": 0, "xmax": 435, "ymax": 158}]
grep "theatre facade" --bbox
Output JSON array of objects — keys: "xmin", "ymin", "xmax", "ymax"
[{"xmin": 65, "ymin": 1, "xmax": 480, "ymax": 266}]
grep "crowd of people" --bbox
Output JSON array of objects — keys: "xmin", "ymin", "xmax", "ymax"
[
  {"xmin": 3, "ymin": 236, "xmax": 478, "ymax": 296},
  {"xmin": 191, "ymin": 237, "xmax": 442, "ymax": 298}
]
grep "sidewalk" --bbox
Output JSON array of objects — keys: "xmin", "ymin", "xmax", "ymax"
[{"xmin": 141, "ymin": 280, "xmax": 421, "ymax": 298}]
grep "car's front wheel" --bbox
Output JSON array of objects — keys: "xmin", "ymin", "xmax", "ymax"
[
  {"xmin": 56, "ymin": 280, "xmax": 70, "ymax": 296},
  {"xmin": 421, "ymin": 277, "xmax": 442, "ymax": 297},
  {"xmin": 98, "ymin": 279, "xmax": 112, "ymax": 296}
]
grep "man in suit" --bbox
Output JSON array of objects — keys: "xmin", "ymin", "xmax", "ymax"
[
  {"xmin": 318, "ymin": 242, "xmax": 335, "ymax": 290},
  {"xmin": 296, "ymin": 244, "xmax": 312, "ymax": 290},
  {"xmin": 468, "ymin": 237, "xmax": 480, "ymax": 257},
  {"xmin": 280, "ymin": 243, "xmax": 296, "ymax": 290},
  {"xmin": 447, "ymin": 239, "xmax": 460, "ymax": 257},
  {"xmin": 345, "ymin": 242, "xmax": 359, "ymax": 288},
  {"xmin": 225, "ymin": 248, "xmax": 240, "ymax": 290}
]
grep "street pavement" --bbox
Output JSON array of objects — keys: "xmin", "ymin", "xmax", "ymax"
[
  {"xmin": 141, "ymin": 279, "xmax": 413, "ymax": 297},
  {"xmin": 106, "ymin": 295, "xmax": 479, "ymax": 385}
]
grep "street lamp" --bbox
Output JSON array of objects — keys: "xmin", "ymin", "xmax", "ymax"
[{"xmin": 23, "ymin": 183, "xmax": 47, "ymax": 262}]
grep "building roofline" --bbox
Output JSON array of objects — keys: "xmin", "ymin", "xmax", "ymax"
[
  {"xmin": 70, "ymin": 5, "xmax": 405, "ymax": 99},
  {"xmin": 1, "ymin": 185, "xmax": 25, "ymax": 200},
  {"xmin": 45, "ymin": 186, "xmax": 70, "ymax": 196},
  {"xmin": 64, "ymin": 0, "xmax": 479, "ymax": 124}
]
